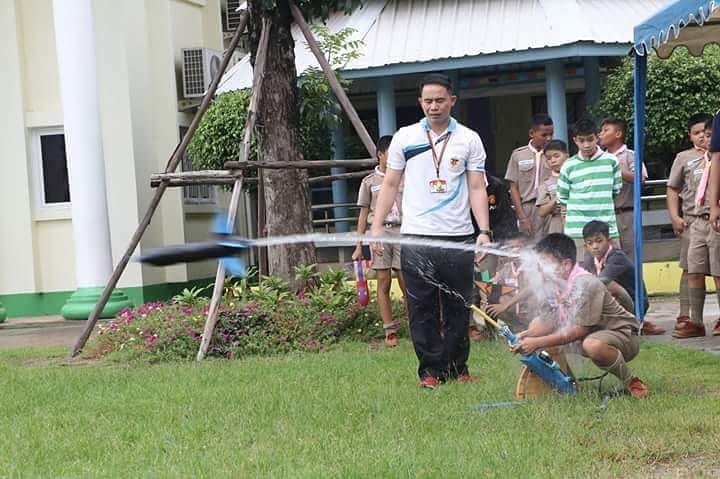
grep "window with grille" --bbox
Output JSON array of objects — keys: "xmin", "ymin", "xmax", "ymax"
[{"xmin": 180, "ymin": 127, "xmax": 216, "ymax": 205}]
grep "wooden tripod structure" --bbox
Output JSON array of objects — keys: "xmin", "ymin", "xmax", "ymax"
[{"xmin": 70, "ymin": 3, "xmax": 379, "ymax": 359}]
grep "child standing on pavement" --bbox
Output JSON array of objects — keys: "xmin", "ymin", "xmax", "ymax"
[
  {"xmin": 599, "ymin": 118, "xmax": 648, "ymax": 262},
  {"xmin": 353, "ymin": 135, "xmax": 407, "ymax": 346},
  {"xmin": 505, "ymin": 114, "xmax": 554, "ymax": 239},
  {"xmin": 666, "ymin": 114, "xmax": 714, "ymax": 338},
  {"xmin": 536, "ymin": 140, "xmax": 568, "ymax": 235},
  {"xmin": 557, "ymin": 118, "xmax": 622, "ymax": 262}
]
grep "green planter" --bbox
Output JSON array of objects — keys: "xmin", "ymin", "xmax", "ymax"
[{"xmin": 0, "ymin": 302, "xmax": 6, "ymax": 323}]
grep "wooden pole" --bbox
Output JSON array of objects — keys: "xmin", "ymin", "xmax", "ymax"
[
  {"xmin": 69, "ymin": 11, "xmax": 250, "ymax": 358},
  {"xmin": 288, "ymin": 1, "xmax": 376, "ymax": 159},
  {"xmin": 223, "ymin": 159, "xmax": 376, "ymax": 170},
  {"xmin": 196, "ymin": 18, "xmax": 271, "ymax": 361}
]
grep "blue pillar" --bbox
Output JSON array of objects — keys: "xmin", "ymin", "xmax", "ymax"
[
  {"xmin": 545, "ymin": 61, "xmax": 568, "ymax": 143},
  {"xmin": 583, "ymin": 57, "xmax": 601, "ymax": 108},
  {"xmin": 632, "ymin": 54, "xmax": 647, "ymax": 323},
  {"xmin": 331, "ymin": 125, "xmax": 350, "ymax": 232},
  {"xmin": 376, "ymin": 77, "xmax": 397, "ymax": 136}
]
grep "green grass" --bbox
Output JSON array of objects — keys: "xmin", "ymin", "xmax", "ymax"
[{"xmin": 1, "ymin": 340, "xmax": 719, "ymax": 478}]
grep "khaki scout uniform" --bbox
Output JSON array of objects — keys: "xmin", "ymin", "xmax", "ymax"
[
  {"xmin": 505, "ymin": 143, "xmax": 550, "ymax": 239},
  {"xmin": 357, "ymin": 168, "xmax": 403, "ymax": 270},
  {"xmin": 612, "ymin": 146, "xmax": 647, "ymax": 262},
  {"xmin": 571, "ymin": 275, "xmax": 640, "ymax": 361},
  {"xmin": 535, "ymin": 174, "xmax": 564, "ymax": 235},
  {"xmin": 667, "ymin": 148, "xmax": 710, "ymax": 274},
  {"xmin": 685, "ymin": 154, "xmax": 720, "ymax": 276}
]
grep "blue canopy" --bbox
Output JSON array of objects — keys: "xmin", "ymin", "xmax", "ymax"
[
  {"xmin": 631, "ymin": 0, "xmax": 718, "ymax": 322},
  {"xmin": 634, "ymin": 0, "xmax": 719, "ymax": 56}
]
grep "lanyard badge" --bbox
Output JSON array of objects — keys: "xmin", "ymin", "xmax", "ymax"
[{"xmin": 426, "ymin": 130, "xmax": 452, "ymax": 194}]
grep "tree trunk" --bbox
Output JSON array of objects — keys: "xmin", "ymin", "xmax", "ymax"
[{"xmin": 247, "ymin": 0, "xmax": 317, "ymax": 285}]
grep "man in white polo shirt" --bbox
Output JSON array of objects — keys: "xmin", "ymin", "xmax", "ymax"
[{"xmin": 370, "ymin": 73, "xmax": 491, "ymax": 389}]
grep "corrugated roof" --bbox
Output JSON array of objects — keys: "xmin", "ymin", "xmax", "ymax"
[{"xmin": 218, "ymin": 0, "xmax": 673, "ymax": 93}]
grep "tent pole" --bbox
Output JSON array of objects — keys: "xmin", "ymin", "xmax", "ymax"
[{"xmin": 632, "ymin": 53, "xmax": 648, "ymax": 323}]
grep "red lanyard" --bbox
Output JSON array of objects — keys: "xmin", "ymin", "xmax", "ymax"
[{"xmin": 426, "ymin": 130, "xmax": 452, "ymax": 178}]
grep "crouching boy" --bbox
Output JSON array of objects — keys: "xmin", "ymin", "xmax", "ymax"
[{"xmin": 511, "ymin": 233, "xmax": 648, "ymax": 398}]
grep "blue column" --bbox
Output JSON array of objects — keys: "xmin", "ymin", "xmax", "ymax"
[
  {"xmin": 545, "ymin": 61, "xmax": 568, "ymax": 143},
  {"xmin": 331, "ymin": 125, "xmax": 350, "ymax": 233},
  {"xmin": 632, "ymin": 54, "xmax": 648, "ymax": 323},
  {"xmin": 583, "ymin": 57, "xmax": 601, "ymax": 108},
  {"xmin": 376, "ymin": 76, "xmax": 396, "ymax": 136}
]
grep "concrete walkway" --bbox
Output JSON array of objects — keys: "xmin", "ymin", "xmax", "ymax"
[{"xmin": 1, "ymin": 296, "xmax": 719, "ymax": 353}]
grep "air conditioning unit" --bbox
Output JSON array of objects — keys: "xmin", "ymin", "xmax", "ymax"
[
  {"xmin": 223, "ymin": 0, "xmax": 246, "ymax": 32},
  {"xmin": 181, "ymin": 48, "xmax": 223, "ymax": 98}
]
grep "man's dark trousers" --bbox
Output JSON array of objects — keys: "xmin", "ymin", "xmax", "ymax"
[{"xmin": 401, "ymin": 235, "xmax": 474, "ymax": 380}]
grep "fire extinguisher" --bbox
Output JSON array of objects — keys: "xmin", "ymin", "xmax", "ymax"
[{"xmin": 354, "ymin": 260, "xmax": 370, "ymax": 307}]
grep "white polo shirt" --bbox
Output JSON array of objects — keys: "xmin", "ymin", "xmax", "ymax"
[{"xmin": 387, "ymin": 117, "xmax": 487, "ymax": 236}]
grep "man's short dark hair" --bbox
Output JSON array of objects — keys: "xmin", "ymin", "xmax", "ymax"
[
  {"xmin": 530, "ymin": 114, "xmax": 553, "ymax": 130},
  {"xmin": 376, "ymin": 135, "xmax": 393, "ymax": 155},
  {"xmin": 688, "ymin": 113, "xmax": 713, "ymax": 131},
  {"xmin": 582, "ymin": 220, "xmax": 610, "ymax": 240},
  {"xmin": 534, "ymin": 233, "xmax": 577, "ymax": 265},
  {"xmin": 705, "ymin": 118, "xmax": 714, "ymax": 130},
  {"xmin": 600, "ymin": 117, "xmax": 628, "ymax": 137},
  {"xmin": 544, "ymin": 139, "xmax": 568, "ymax": 154},
  {"xmin": 419, "ymin": 73, "xmax": 453, "ymax": 95},
  {"xmin": 573, "ymin": 118, "xmax": 598, "ymax": 137}
]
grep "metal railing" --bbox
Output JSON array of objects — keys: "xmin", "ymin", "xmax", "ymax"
[{"xmin": 310, "ymin": 180, "xmax": 675, "ymax": 232}]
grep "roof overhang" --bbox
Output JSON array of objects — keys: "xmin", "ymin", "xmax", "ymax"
[{"xmin": 633, "ymin": 0, "xmax": 720, "ymax": 57}]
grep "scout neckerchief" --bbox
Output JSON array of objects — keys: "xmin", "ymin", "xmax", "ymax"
[
  {"xmin": 556, "ymin": 264, "xmax": 591, "ymax": 324},
  {"xmin": 695, "ymin": 151, "xmax": 711, "ymax": 207},
  {"xmin": 528, "ymin": 141, "xmax": 543, "ymax": 192},
  {"xmin": 594, "ymin": 245, "xmax": 613, "ymax": 275}
]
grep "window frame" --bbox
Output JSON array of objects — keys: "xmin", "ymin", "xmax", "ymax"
[{"xmin": 30, "ymin": 126, "xmax": 72, "ymax": 217}]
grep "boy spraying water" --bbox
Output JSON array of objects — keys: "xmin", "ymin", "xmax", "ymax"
[
  {"xmin": 535, "ymin": 140, "xmax": 568, "ymax": 235},
  {"xmin": 353, "ymin": 135, "xmax": 407, "ymax": 346},
  {"xmin": 512, "ymin": 234, "xmax": 648, "ymax": 398}
]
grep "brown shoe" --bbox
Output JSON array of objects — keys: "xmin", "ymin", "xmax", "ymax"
[
  {"xmin": 627, "ymin": 377, "xmax": 649, "ymax": 398},
  {"xmin": 672, "ymin": 316, "xmax": 690, "ymax": 335},
  {"xmin": 672, "ymin": 320, "xmax": 706, "ymax": 338},
  {"xmin": 712, "ymin": 319, "xmax": 720, "ymax": 336},
  {"xmin": 384, "ymin": 332, "xmax": 399, "ymax": 347},
  {"xmin": 641, "ymin": 320, "xmax": 666, "ymax": 336}
]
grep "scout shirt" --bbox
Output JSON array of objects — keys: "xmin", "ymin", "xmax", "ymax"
[
  {"xmin": 571, "ymin": 274, "xmax": 640, "ymax": 334},
  {"xmin": 667, "ymin": 148, "xmax": 707, "ymax": 219},
  {"xmin": 535, "ymin": 173, "xmax": 564, "ymax": 234},
  {"xmin": 612, "ymin": 145, "xmax": 649, "ymax": 210},
  {"xmin": 357, "ymin": 167, "xmax": 403, "ymax": 225},
  {"xmin": 386, "ymin": 117, "xmax": 486, "ymax": 236},
  {"xmin": 557, "ymin": 147, "xmax": 622, "ymax": 239},
  {"xmin": 504, "ymin": 142, "xmax": 551, "ymax": 203}
]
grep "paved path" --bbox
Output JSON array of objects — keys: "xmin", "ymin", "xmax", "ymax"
[{"xmin": 1, "ymin": 297, "xmax": 719, "ymax": 353}]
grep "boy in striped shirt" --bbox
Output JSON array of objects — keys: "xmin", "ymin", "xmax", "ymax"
[{"xmin": 557, "ymin": 118, "xmax": 622, "ymax": 261}]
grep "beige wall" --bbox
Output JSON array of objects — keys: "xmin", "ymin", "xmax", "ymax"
[{"xmin": 1, "ymin": 0, "xmax": 232, "ymax": 300}]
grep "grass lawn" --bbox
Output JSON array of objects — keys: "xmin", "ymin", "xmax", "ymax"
[{"xmin": 1, "ymin": 340, "xmax": 719, "ymax": 478}]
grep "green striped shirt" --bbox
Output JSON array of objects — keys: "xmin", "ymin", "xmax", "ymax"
[{"xmin": 556, "ymin": 151, "xmax": 622, "ymax": 239}]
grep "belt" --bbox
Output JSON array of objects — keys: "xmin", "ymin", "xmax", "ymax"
[
  {"xmin": 615, "ymin": 206, "xmax": 633, "ymax": 213},
  {"xmin": 698, "ymin": 213, "xmax": 710, "ymax": 221},
  {"xmin": 384, "ymin": 222, "xmax": 401, "ymax": 228}
]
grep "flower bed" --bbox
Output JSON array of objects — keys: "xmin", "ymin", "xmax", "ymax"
[{"xmin": 86, "ymin": 267, "xmax": 405, "ymax": 361}]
